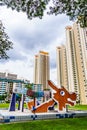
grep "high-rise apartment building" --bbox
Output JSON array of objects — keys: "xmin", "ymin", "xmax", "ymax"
[
  {"xmin": 57, "ymin": 22, "xmax": 87, "ymax": 104},
  {"xmin": 34, "ymin": 55, "xmax": 39, "ymax": 84},
  {"xmin": 34, "ymin": 51, "xmax": 50, "ymax": 90},
  {"xmin": 65, "ymin": 26, "xmax": 80, "ymax": 102},
  {"xmin": 56, "ymin": 45, "xmax": 68, "ymax": 90},
  {"xmin": 72, "ymin": 22, "xmax": 87, "ymax": 104}
]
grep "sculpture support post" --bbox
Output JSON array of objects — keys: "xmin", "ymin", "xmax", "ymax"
[
  {"xmin": 9, "ymin": 93, "xmax": 16, "ymax": 111},
  {"xmin": 20, "ymin": 94, "xmax": 24, "ymax": 112}
]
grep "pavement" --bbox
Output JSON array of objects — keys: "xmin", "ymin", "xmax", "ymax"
[{"xmin": 0, "ymin": 109, "xmax": 87, "ymax": 123}]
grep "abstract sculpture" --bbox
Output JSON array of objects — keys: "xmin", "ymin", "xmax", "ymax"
[{"xmin": 27, "ymin": 80, "xmax": 76, "ymax": 113}]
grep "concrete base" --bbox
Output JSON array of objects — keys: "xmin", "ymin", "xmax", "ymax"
[{"xmin": 0, "ymin": 109, "xmax": 87, "ymax": 123}]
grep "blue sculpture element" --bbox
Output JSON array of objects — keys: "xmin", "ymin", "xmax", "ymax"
[{"xmin": 9, "ymin": 93, "xmax": 16, "ymax": 111}]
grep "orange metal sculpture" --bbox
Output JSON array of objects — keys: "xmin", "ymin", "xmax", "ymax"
[{"xmin": 27, "ymin": 80, "xmax": 76, "ymax": 113}]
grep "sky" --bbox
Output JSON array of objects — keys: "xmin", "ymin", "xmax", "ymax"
[{"xmin": 0, "ymin": 5, "xmax": 73, "ymax": 83}]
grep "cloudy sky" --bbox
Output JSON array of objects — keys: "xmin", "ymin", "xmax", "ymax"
[{"xmin": 0, "ymin": 5, "xmax": 73, "ymax": 83}]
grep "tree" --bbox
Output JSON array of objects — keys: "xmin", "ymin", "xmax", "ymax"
[
  {"xmin": 0, "ymin": 20, "xmax": 13, "ymax": 59},
  {"xmin": 25, "ymin": 83, "xmax": 33, "ymax": 90},
  {"xmin": 48, "ymin": 0, "xmax": 87, "ymax": 27},
  {"xmin": 0, "ymin": 92, "xmax": 7, "ymax": 101},
  {"xmin": 0, "ymin": 0, "xmax": 87, "ymax": 27}
]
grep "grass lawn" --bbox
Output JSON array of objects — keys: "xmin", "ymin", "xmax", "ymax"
[
  {"xmin": 0, "ymin": 103, "xmax": 9, "ymax": 109},
  {"xmin": 0, "ymin": 103, "xmax": 27, "ymax": 109},
  {"xmin": 0, "ymin": 117, "xmax": 87, "ymax": 130},
  {"xmin": 0, "ymin": 103, "xmax": 87, "ymax": 110},
  {"xmin": 0, "ymin": 103, "xmax": 87, "ymax": 130},
  {"xmin": 68, "ymin": 104, "xmax": 87, "ymax": 111}
]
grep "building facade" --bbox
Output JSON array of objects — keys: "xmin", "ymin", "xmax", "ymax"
[
  {"xmin": 0, "ymin": 72, "xmax": 29, "ymax": 100},
  {"xmin": 34, "ymin": 55, "xmax": 39, "ymax": 84},
  {"xmin": 72, "ymin": 22, "xmax": 87, "ymax": 104},
  {"xmin": 34, "ymin": 51, "xmax": 50, "ymax": 90},
  {"xmin": 0, "ymin": 72, "xmax": 8, "ymax": 95},
  {"xmin": 56, "ymin": 45, "xmax": 68, "ymax": 90},
  {"xmin": 6, "ymin": 73, "xmax": 17, "ymax": 94},
  {"xmin": 65, "ymin": 26, "xmax": 80, "ymax": 102},
  {"xmin": 57, "ymin": 22, "xmax": 87, "ymax": 104}
]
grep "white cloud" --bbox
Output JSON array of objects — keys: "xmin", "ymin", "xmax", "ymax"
[{"xmin": 0, "ymin": 5, "xmax": 73, "ymax": 83}]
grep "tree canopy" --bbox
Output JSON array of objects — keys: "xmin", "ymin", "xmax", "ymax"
[
  {"xmin": 0, "ymin": 20, "xmax": 13, "ymax": 59},
  {"xmin": 0, "ymin": 0, "xmax": 87, "ymax": 27}
]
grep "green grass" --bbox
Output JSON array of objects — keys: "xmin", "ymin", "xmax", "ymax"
[
  {"xmin": 0, "ymin": 117, "xmax": 87, "ymax": 130},
  {"xmin": 0, "ymin": 104, "xmax": 87, "ymax": 130},
  {"xmin": 0, "ymin": 103, "xmax": 27, "ymax": 109},
  {"xmin": 0, "ymin": 103, "xmax": 87, "ymax": 111},
  {"xmin": 68, "ymin": 104, "xmax": 87, "ymax": 111},
  {"xmin": 0, "ymin": 103, "xmax": 9, "ymax": 108},
  {"xmin": 0, "ymin": 102, "xmax": 87, "ymax": 111}
]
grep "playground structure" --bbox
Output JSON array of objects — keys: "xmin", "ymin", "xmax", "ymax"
[
  {"xmin": 9, "ymin": 83, "xmax": 27, "ymax": 112},
  {"xmin": 1, "ymin": 80, "xmax": 87, "ymax": 123},
  {"xmin": 9, "ymin": 80, "xmax": 76, "ymax": 113}
]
